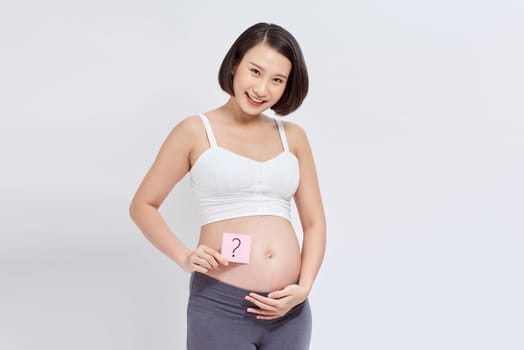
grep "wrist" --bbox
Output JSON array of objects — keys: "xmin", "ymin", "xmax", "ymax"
[
  {"xmin": 297, "ymin": 281, "xmax": 313, "ymax": 295},
  {"xmin": 176, "ymin": 248, "xmax": 192, "ymax": 270}
]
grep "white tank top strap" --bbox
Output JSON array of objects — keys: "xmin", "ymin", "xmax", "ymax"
[
  {"xmin": 276, "ymin": 119, "xmax": 289, "ymax": 151},
  {"xmin": 198, "ymin": 113, "xmax": 217, "ymax": 148},
  {"xmin": 190, "ymin": 114, "xmax": 300, "ymax": 226}
]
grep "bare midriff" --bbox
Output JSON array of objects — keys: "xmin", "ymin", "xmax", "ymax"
[{"xmin": 199, "ymin": 215, "xmax": 301, "ymax": 292}]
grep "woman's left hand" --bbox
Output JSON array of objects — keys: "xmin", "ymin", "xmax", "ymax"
[{"xmin": 245, "ymin": 284, "xmax": 309, "ymax": 320}]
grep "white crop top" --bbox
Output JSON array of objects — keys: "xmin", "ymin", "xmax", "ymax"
[{"xmin": 189, "ymin": 114, "xmax": 300, "ymax": 226}]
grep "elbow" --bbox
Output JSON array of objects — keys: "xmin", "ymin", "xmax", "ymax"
[
  {"xmin": 129, "ymin": 198, "xmax": 157, "ymax": 222},
  {"xmin": 129, "ymin": 198, "xmax": 145, "ymax": 222},
  {"xmin": 129, "ymin": 200, "xmax": 139, "ymax": 222},
  {"xmin": 302, "ymin": 213, "xmax": 326, "ymax": 233},
  {"xmin": 302, "ymin": 220, "xmax": 326, "ymax": 238}
]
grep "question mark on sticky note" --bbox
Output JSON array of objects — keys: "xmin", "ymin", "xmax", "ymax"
[
  {"xmin": 231, "ymin": 238, "xmax": 241, "ymax": 257},
  {"xmin": 222, "ymin": 232, "xmax": 251, "ymax": 264}
]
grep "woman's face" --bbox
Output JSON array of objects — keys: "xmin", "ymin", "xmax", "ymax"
[{"xmin": 232, "ymin": 43, "xmax": 292, "ymax": 115}]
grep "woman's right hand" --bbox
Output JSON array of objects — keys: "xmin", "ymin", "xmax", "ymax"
[{"xmin": 182, "ymin": 245, "xmax": 229, "ymax": 273}]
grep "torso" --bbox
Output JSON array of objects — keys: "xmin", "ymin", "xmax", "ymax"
[
  {"xmin": 199, "ymin": 216, "xmax": 301, "ymax": 292},
  {"xmin": 189, "ymin": 111, "xmax": 302, "ymax": 292}
]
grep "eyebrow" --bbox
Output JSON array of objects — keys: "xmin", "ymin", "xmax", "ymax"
[{"xmin": 248, "ymin": 61, "xmax": 289, "ymax": 79}]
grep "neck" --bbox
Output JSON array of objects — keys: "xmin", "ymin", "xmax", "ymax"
[{"xmin": 220, "ymin": 97, "xmax": 264, "ymax": 125}]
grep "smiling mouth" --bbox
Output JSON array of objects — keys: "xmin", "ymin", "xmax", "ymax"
[{"xmin": 246, "ymin": 93, "xmax": 266, "ymax": 106}]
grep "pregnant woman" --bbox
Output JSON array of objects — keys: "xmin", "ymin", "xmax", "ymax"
[{"xmin": 129, "ymin": 22, "xmax": 326, "ymax": 350}]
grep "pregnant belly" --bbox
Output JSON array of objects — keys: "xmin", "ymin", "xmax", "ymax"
[{"xmin": 199, "ymin": 215, "xmax": 301, "ymax": 292}]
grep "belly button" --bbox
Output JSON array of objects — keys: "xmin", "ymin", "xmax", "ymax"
[{"xmin": 266, "ymin": 251, "xmax": 274, "ymax": 259}]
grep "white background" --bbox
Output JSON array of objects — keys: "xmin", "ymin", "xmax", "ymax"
[{"xmin": 1, "ymin": 0, "xmax": 523, "ymax": 349}]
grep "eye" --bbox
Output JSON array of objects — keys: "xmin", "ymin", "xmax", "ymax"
[
  {"xmin": 273, "ymin": 77, "xmax": 284, "ymax": 84},
  {"xmin": 250, "ymin": 68, "xmax": 261, "ymax": 75}
]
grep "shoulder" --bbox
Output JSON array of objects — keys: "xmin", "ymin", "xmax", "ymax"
[
  {"xmin": 281, "ymin": 120, "xmax": 310, "ymax": 152},
  {"xmin": 164, "ymin": 114, "xmax": 205, "ymax": 143},
  {"xmin": 281, "ymin": 120, "xmax": 306, "ymax": 136},
  {"xmin": 159, "ymin": 114, "xmax": 205, "ymax": 154},
  {"xmin": 170, "ymin": 114, "xmax": 203, "ymax": 136}
]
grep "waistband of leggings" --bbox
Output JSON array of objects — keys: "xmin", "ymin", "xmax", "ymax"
[
  {"xmin": 189, "ymin": 272, "xmax": 309, "ymax": 322},
  {"xmin": 189, "ymin": 272, "xmax": 268, "ymax": 298}
]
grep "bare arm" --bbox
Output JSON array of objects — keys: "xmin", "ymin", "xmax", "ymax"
[
  {"xmin": 289, "ymin": 122, "xmax": 327, "ymax": 293},
  {"xmin": 129, "ymin": 116, "xmax": 227, "ymax": 272}
]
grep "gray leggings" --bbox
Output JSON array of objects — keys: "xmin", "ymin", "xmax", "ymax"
[{"xmin": 187, "ymin": 272, "xmax": 312, "ymax": 350}]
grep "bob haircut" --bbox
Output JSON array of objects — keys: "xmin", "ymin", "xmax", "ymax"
[{"xmin": 218, "ymin": 23, "xmax": 309, "ymax": 116}]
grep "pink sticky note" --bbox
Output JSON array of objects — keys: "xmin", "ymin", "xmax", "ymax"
[{"xmin": 221, "ymin": 232, "xmax": 252, "ymax": 264}]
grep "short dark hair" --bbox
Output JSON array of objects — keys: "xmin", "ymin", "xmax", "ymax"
[{"xmin": 218, "ymin": 23, "xmax": 309, "ymax": 116}]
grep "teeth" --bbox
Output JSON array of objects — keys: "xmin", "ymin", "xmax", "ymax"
[{"xmin": 248, "ymin": 94, "xmax": 263, "ymax": 103}]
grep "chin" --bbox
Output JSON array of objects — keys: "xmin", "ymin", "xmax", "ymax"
[{"xmin": 235, "ymin": 100, "xmax": 265, "ymax": 116}]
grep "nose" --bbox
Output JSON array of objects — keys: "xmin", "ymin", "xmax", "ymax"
[{"xmin": 253, "ymin": 79, "xmax": 269, "ymax": 97}]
